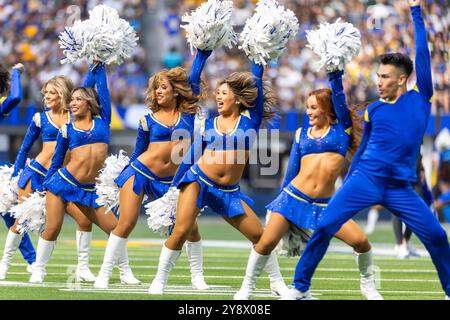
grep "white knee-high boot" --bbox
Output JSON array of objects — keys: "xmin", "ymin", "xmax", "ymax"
[
  {"xmin": 234, "ymin": 248, "xmax": 270, "ymax": 300},
  {"xmin": 117, "ymin": 238, "xmax": 141, "ymax": 285},
  {"xmin": 186, "ymin": 240, "xmax": 209, "ymax": 290},
  {"xmin": 148, "ymin": 244, "xmax": 181, "ymax": 295},
  {"xmin": 29, "ymin": 237, "xmax": 55, "ymax": 283},
  {"xmin": 94, "ymin": 233, "xmax": 123, "ymax": 289},
  {"xmin": 356, "ymin": 250, "xmax": 383, "ymax": 300},
  {"xmin": 264, "ymin": 251, "xmax": 290, "ymax": 296},
  {"xmin": 75, "ymin": 230, "xmax": 96, "ymax": 282},
  {"xmin": 0, "ymin": 230, "xmax": 23, "ymax": 280}
]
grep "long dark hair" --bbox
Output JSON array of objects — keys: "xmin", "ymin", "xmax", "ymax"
[{"xmin": 0, "ymin": 65, "xmax": 10, "ymax": 96}]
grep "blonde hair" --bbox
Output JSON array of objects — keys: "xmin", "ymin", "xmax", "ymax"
[
  {"xmin": 145, "ymin": 67, "xmax": 202, "ymax": 114},
  {"xmin": 71, "ymin": 87, "xmax": 101, "ymax": 117},
  {"xmin": 217, "ymin": 72, "xmax": 277, "ymax": 121},
  {"xmin": 41, "ymin": 76, "xmax": 74, "ymax": 110}
]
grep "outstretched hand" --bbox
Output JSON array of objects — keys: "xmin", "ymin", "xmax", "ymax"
[{"xmin": 408, "ymin": 0, "xmax": 420, "ymax": 7}]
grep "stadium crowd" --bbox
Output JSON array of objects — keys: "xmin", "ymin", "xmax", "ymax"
[{"xmin": 0, "ymin": 0, "xmax": 448, "ymax": 116}]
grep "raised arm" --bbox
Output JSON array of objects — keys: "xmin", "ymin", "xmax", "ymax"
[
  {"xmin": 188, "ymin": 49, "xmax": 212, "ymax": 96},
  {"xmin": 250, "ymin": 62, "xmax": 264, "ymax": 127},
  {"xmin": 83, "ymin": 63, "xmax": 111, "ymax": 124},
  {"xmin": 129, "ymin": 117, "xmax": 150, "ymax": 163},
  {"xmin": 1, "ymin": 67, "xmax": 23, "ymax": 117},
  {"xmin": 171, "ymin": 128, "xmax": 206, "ymax": 188},
  {"xmin": 280, "ymin": 128, "xmax": 302, "ymax": 192},
  {"xmin": 327, "ymin": 70, "xmax": 352, "ymax": 133},
  {"xmin": 12, "ymin": 113, "xmax": 41, "ymax": 176},
  {"xmin": 410, "ymin": 2, "xmax": 433, "ymax": 101},
  {"xmin": 93, "ymin": 64, "xmax": 111, "ymax": 124},
  {"xmin": 44, "ymin": 126, "xmax": 69, "ymax": 183}
]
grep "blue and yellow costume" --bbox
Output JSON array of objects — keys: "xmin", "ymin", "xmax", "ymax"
[
  {"xmin": 0, "ymin": 68, "xmax": 35, "ymax": 265},
  {"xmin": 266, "ymin": 69, "xmax": 350, "ymax": 230},
  {"xmin": 0, "ymin": 68, "xmax": 22, "ymax": 120},
  {"xmin": 170, "ymin": 62, "xmax": 266, "ymax": 218},
  {"xmin": 293, "ymin": 6, "xmax": 450, "ymax": 297},
  {"xmin": 13, "ymin": 112, "xmax": 71, "ymax": 190},
  {"xmin": 42, "ymin": 64, "xmax": 111, "ymax": 208},
  {"xmin": 115, "ymin": 50, "xmax": 210, "ymax": 200}
]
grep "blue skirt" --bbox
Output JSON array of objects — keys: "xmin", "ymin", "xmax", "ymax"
[
  {"xmin": 18, "ymin": 160, "xmax": 47, "ymax": 191},
  {"xmin": 266, "ymin": 183, "xmax": 330, "ymax": 230},
  {"xmin": 177, "ymin": 164, "xmax": 254, "ymax": 218},
  {"xmin": 43, "ymin": 167, "xmax": 100, "ymax": 208},
  {"xmin": 115, "ymin": 159, "xmax": 173, "ymax": 200}
]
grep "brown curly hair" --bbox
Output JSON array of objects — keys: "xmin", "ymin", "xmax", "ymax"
[
  {"xmin": 0, "ymin": 65, "xmax": 10, "ymax": 96},
  {"xmin": 145, "ymin": 67, "xmax": 202, "ymax": 115},
  {"xmin": 217, "ymin": 71, "xmax": 277, "ymax": 121}
]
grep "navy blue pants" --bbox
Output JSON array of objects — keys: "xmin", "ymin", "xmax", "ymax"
[
  {"xmin": 2, "ymin": 212, "xmax": 36, "ymax": 264},
  {"xmin": 293, "ymin": 169, "xmax": 450, "ymax": 296}
]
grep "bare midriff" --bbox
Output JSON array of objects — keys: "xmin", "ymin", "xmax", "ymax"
[{"xmin": 290, "ymin": 152, "xmax": 345, "ymax": 199}]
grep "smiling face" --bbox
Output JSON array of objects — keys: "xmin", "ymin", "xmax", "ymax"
[
  {"xmin": 43, "ymin": 84, "xmax": 62, "ymax": 110},
  {"xmin": 155, "ymin": 76, "xmax": 177, "ymax": 108},
  {"xmin": 70, "ymin": 90, "xmax": 90, "ymax": 118},
  {"xmin": 377, "ymin": 64, "xmax": 407, "ymax": 101},
  {"xmin": 216, "ymin": 83, "xmax": 239, "ymax": 115},
  {"xmin": 306, "ymin": 95, "xmax": 329, "ymax": 128}
]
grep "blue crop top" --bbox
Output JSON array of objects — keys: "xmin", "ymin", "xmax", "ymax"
[
  {"xmin": 45, "ymin": 63, "xmax": 111, "ymax": 180},
  {"xmin": 171, "ymin": 62, "xmax": 266, "ymax": 187},
  {"xmin": 0, "ymin": 69, "xmax": 22, "ymax": 120},
  {"xmin": 128, "ymin": 49, "xmax": 211, "ymax": 164},
  {"xmin": 279, "ymin": 70, "xmax": 352, "ymax": 191},
  {"xmin": 12, "ymin": 111, "xmax": 71, "ymax": 177}
]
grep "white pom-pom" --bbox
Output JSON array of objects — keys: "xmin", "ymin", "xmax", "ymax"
[
  {"xmin": 265, "ymin": 210, "xmax": 311, "ymax": 257},
  {"xmin": 0, "ymin": 166, "xmax": 20, "ymax": 214},
  {"xmin": 181, "ymin": 0, "xmax": 237, "ymax": 54},
  {"xmin": 10, "ymin": 191, "xmax": 47, "ymax": 234},
  {"xmin": 239, "ymin": 0, "xmax": 299, "ymax": 65},
  {"xmin": 95, "ymin": 150, "xmax": 130, "ymax": 213},
  {"xmin": 144, "ymin": 187, "xmax": 179, "ymax": 237},
  {"xmin": 306, "ymin": 18, "xmax": 361, "ymax": 72},
  {"xmin": 435, "ymin": 128, "xmax": 450, "ymax": 153},
  {"xmin": 59, "ymin": 4, "xmax": 138, "ymax": 65}
]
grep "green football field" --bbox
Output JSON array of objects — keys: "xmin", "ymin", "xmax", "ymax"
[{"xmin": 0, "ymin": 217, "xmax": 448, "ymax": 300}]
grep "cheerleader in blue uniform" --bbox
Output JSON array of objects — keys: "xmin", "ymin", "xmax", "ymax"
[
  {"xmin": 291, "ymin": 0, "xmax": 450, "ymax": 300},
  {"xmin": 94, "ymin": 50, "xmax": 211, "ymax": 289},
  {"xmin": 234, "ymin": 70, "xmax": 382, "ymax": 300},
  {"xmin": 0, "ymin": 75, "xmax": 100, "ymax": 282},
  {"xmin": 29, "ymin": 63, "xmax": 137, "ymax": 284},
  {"xmin": 149, "ymin": 56, "xmax": 290, "ymax": 296},
  {"xmin": 0, "ymin": 62, "xmax": 37, "ymax": 275}
]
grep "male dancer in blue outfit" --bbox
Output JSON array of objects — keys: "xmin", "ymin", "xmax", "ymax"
[
  {"xmin": 0, "ymin": 63, "xmax": 37, "ymax": 275},
  {"xmin": 288, "ymin": 0, "xmax": 450, "ymax": 300}
]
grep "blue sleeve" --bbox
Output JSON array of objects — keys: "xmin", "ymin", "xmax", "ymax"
[
  {"xmin": 188, "ymin": 49, "xmax": 212, "ymax": 96},
  {"xmin": 83, "ymin": 65, "xmax": 95, "ymax": 88},
  {"xmin": 280, "ymin": 130, "xmax": 301, "ymax": 192},
  {"xmin": 249, "ymin": 62, "xmax": 264, "ymax": 127},
  {"xmin": 346, "ymin": 121, "xmax": 371, "ymax": 180},
  {"xmin": 1, "ymin": 69, "xmax": 22, "ymax": 116},
  {"xmin": 93, "ymin": 64, "xmax": 111, "ymax": 125},
  {"xmin": 171, "ymin": 131, "xmax": 205, "ymax": 187},
  {"xmin": 129, "ymin": 124, "xmax": 150, "ymax": 163},
  {"xmin": 328, "ymin": 70, "xmax": 352, "ymax": 131},
  {"xmin": 12, "ymin": 116, "xmax": 41, "ymax": 176},
  {"xmin": 44, "ymin": 129, "xmax": 69, "ymax": 182},
  {"xmin": 411, "ymin": 6, "xmax": 433, "ymax": 101}
]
